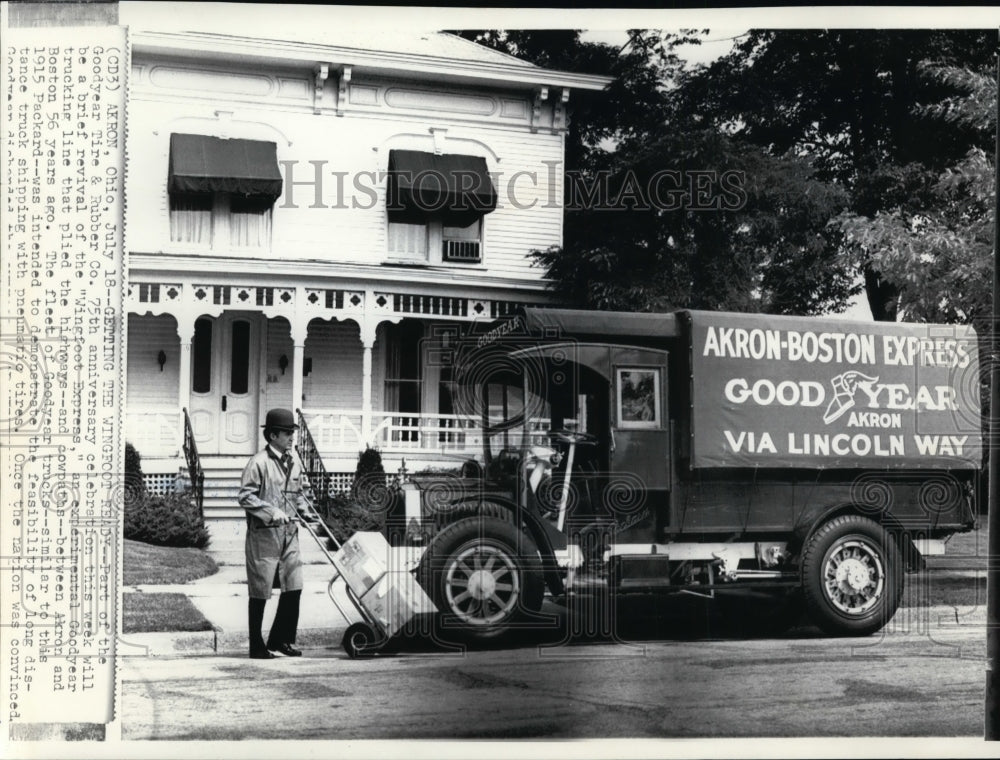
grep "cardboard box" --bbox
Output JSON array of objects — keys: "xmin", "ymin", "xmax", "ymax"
[
  {"xmin": 332, "ymin": 531, "xmax": 391, "ymax": 596},
  {"xmin": 359, "ymin": 571, "xmax": 437, "ymax": 638}
]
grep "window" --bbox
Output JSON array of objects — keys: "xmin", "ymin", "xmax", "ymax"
[
  {"xmin": 442, "ymin": 218, "xmax": 482, "ymax": 262},
  {"xmin": 191, "ymin": 318, "xmax": 213, "ymax": 394},
  {"xmin": 230, "ymin": 320, "xmax": 251, "ymax": 395},
  {"xmin": 385, "ymin": 149, "xmax": 495, "ymax": 265},
  {"xmin": 387, "ymin": 220, "xmax": 428, "ymax": 260},
  {"xmin": 168, "ymin": 133, "xmax": 282, "ymax": 251},
  {"xmin": 616, "ymin": 368, "xmax": 661, "ymax": 429},
  {"xmin": 387, "ymin": 218, "xmax": 483, "ymax": 264},
  {"xmin": 384, "ymin": 321, "xmax": 424, "ymax": 442},
  {"xmin": 170, "ymin": 192, "xmax": 273, "ymax": 249},
  {"xmin": 170, "ymin": 193, "xmax": 213, "ymax": 245}
]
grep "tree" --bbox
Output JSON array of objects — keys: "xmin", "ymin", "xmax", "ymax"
[
  {"xmin": 535, "ymin": 128, "xmax": 856, "ymax": 314},
  {"xmin": 685, "ymin": 29, "xmax": 995, "ymax": 320},
  {"xmin": 457, "ymin": 29, "xmax": 860, "ymax": 315},
  {"xmin": 835, "ymin": 63, "xmax": 994, "ymax": 325}
]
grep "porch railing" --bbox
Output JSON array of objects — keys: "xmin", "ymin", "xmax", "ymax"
[
  {"xmin": 182, "ymin": 408, "xmax": 205, "ymax": 518},
  {"xmin": 296, "ymin": 408, "xmax": 333, "ymax": 515},
  {"xmin": 301, "ymin": 409, "xmax": 560, "ymax": 457}
]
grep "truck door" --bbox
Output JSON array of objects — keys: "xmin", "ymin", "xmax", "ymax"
[{"xmin": 609, "ymin": 349, "xmax": 671, "ymax": 530}]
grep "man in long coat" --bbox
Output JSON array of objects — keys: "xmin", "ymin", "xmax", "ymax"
[{"xmin": 238, "ymin": 408, "xmax": 311, "ymax": 658}]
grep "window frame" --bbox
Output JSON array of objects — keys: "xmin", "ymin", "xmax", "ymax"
[
  {"xmin": 615, "ymin": 366, "xmax": 662, "ymax": 430},
  {"xmin": 386, "ymin": 216, "xmax": 485, "ymax": 266}
]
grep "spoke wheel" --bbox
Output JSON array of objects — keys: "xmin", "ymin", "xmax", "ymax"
[
  {"xmin": 801, "ymin": 515, "xmax": 903, "ymax": 636},
  {"xmin": 418, "ymin": 515, "xmax": 544, "ymax": 642},
  {"xmin": 445, "ymin": 544, "xmax": 521, "ymax": 626}
]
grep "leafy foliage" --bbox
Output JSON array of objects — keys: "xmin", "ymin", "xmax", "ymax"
[
  {"xmin": 319, "ymin": 447, "xmax": 401, "ymax": 544},
  {"xmin": 124, "ymin": 490, "xmax": 210, "ymax": 549},
  {"xmin": 321, "ymin": 493, "xmax": 388, "ymax": 545},
  {"xmin": 458, "ymin": 28, "xmax": 861, "ymax": 316},
  {"xmin": 684, "ymin": 29, "xmax": 995, "ymax": 320},
  {"xmin": 835, "ymin": 64, "xmax": 994, "ymax": 324},
  {"xmin": 124, "ymin": 441, "xmax": 148, "ymax": 508},
  {"xmin": 535, "ymin": 129, "xmax": 857, "ymax": 314}
]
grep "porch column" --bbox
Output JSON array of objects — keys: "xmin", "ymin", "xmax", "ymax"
[
  {"xmin": 290, "ymin": 318, "xmax": 308, "ymax": 413},
  {"xmin": 175, "ymin": 313, "xmax": 196, "ymax": 425},
  {"xmin": 359, "ymin": 319, "xmax": 377, "ymax": 447}
]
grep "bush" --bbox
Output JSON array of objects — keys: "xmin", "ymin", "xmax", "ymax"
[
  {"xmin": 320, "ymin": 448, "xmax": 404, "ymax": 544},
  {"xmin": 124, "ymin": 441, "xmax": 148, "ymax": 509},
  {"xmin": 321, "ymin": 492, "xmax": 387, "ymax": 544},
  {"xmin": 124, "ymin": 490, "xmax": 210, "ymax": 549},
  {"xmin": 351, "ymin": 445, "xmax": 387, "ymax": 506}
]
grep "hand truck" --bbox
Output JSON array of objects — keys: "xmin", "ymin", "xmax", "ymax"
[{"xmin": 284, "ymin": 492, "xmax": 394, "ymax": 658}]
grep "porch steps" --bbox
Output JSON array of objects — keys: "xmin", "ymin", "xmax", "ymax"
[{"xmin": 201, "ymin": 456, "xmax": 246, "ymax": 519}]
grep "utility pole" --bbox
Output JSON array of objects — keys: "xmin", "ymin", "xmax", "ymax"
[{"xmin": 986, "ymin": 27, "xmax": 1000, "ymax": 742}]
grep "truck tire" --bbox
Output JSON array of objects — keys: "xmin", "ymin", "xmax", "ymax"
[
  {"xmin": 417, "ymin": 515, "xmax": 544, "ymax": 642},
  {"xmin": 801, "ymin": 515, "xmax": 903, "ymax": 636}
]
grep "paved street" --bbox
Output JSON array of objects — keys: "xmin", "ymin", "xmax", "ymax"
[{"xmin": 120, "ymin": 599, "xmax": 988, "ymax": 741}]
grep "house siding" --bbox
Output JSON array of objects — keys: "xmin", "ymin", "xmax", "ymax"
[
  {"xmin": 303, "ymin": 320, "xmax": 363, "ymax": 410},
  {"xmin": 126, "ymin": 63, "xmax": 564, "ymax": 280},
  {"xmin": 127, "ymin": 314, "xmax": 180, "ymax": 408}
]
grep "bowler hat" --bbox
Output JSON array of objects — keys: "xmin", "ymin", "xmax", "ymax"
[{"xmin": 262, "ymin": 408, "xmax": 298, "ymax": 431}]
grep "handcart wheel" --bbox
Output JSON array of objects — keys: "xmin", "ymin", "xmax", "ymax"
[{"xmin": 342, "ymin": 622, "xmax": 378, "ymax": 658}]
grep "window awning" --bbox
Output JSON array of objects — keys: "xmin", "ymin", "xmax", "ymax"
[
  {"xmin": 168, "ymin": 133, "xmax": 283, "ymax": 200},
  {"xmin": 387, "ymin": 150, "xmax": 497, "ymax": 226}
]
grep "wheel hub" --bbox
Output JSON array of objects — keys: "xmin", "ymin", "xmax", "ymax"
[
  {"xmin": 468, "ymin": 569, "xmax": 497, "ymax": 600},
  {"xmin": 822, "ymin": 538, "xmax": 884, "ymax": 615},
  {"xmin": 836, "ymin": 558, "xmax": 871, "ymax": 593}
]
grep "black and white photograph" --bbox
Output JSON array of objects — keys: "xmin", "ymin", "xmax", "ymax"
[{"xmin": 2, "ymin": 2, "xmax": 999, "ymax": 757}]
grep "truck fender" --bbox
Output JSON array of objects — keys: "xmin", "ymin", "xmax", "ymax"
[
  {"xmin": 443, "ymin": 495, "xmax": 566, "ymax": 596},
  {"xmin": 792, "ymin": 503, "xmax": 924, "ymax": 572}
]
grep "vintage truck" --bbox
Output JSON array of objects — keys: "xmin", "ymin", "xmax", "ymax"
[{"xmin": 409, "ymin": 308, "xmax": 981, "ymax": 641}]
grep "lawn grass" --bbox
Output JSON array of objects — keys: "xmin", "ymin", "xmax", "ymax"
[
  {"xmin": 124, "ymin": 539, "xmax": 219, "ymax": 585},
  {"xmin": 904, "ymin": 572, "xmax": 987, "ymax": 608},
  {"xmin": 123, "ymin": 592, "xmax": 214, "ymax": 633},
  {"xmin": 940, "ymin": 523, "xmax": 990, "ymax": 558}
]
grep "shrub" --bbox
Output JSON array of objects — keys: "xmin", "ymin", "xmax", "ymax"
[
  {"xmin": 319, "ymin": 448, "xmax": 404, "ymax": 545},
  {"xmin": 124, "ymin": 441, "xmax": 148, "ymax": 509},
  {"xmin": 351, "ymin": 446, "xmax": 386, "ymax": 505},
  {"xmin": 124, "ymin": 490, "xmax": 210, "ymax": 549},
  {"xmin": 321, "ymin": 492, "xmax": 386, "ymax": 545}
]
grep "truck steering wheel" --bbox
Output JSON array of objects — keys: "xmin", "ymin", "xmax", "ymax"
[{"xmin": 550, "ymin": 429, "xmax": 598, "ymax": 446}]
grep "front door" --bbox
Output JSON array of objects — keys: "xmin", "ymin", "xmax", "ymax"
[{"xmin": 188, "ymin": 312, "xmax": 261, "ymax": 456}]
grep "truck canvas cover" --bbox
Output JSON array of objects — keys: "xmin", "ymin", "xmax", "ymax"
[{"xmin": 686, "ymin": 311, "xmax": 982, "ymax": 470}]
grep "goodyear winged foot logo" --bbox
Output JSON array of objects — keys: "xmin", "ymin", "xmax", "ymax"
[{"xmin": 823, "ymin": 371, "xmax": 879, "ymax": 425}]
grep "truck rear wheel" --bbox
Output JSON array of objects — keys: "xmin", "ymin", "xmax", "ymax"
[
  {"xmin": 417, "ymin": 515, "xmax": 544, "ymax": 642},
  {"xmin": 801, "ymin": 515, "xmax": 903, "ymax": 636}
]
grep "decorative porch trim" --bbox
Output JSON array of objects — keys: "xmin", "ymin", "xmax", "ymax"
[{"xmin": 127, "ymin": 279, "xmax": 529, "ymax": 321}]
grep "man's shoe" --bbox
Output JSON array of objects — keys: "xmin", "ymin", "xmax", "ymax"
[
  {"xmin": 269, "ymin": 642, "xmax": 302, "ymax": 657},
  {"xmin": 249, "ymin": 649, "xmax": 275, "ymax": 660}
]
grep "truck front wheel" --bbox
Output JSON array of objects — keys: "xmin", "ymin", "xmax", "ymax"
[
  {"xmin": 801, "ymin": 515, "xmax": 903, "ymax": 636},
  {"xmin": 417, "ymin": 516, "xmax": 545, "ymax": 642}
]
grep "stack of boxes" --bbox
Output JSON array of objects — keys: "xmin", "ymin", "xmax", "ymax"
[{"xmin": 332, "ymin": 532, "xmax": 437, "ymax": 638}]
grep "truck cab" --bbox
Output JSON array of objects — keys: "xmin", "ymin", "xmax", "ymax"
[{"xmin": 414, "ymin": 308, "xmax": 980, "ymax": 641}]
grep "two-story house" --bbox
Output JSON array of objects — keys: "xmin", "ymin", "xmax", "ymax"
[{"xmin": 123, "ymin": 27, "xmax": 610, "ymax": 539}]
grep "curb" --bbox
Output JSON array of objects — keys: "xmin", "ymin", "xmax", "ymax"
[
  {"xmin": 123, "ymin": 603, "xmax": 987, "ymax": 657},
  {"xmin": 123, "ymin": 626, "xmax": 346, "ymax": 657}
]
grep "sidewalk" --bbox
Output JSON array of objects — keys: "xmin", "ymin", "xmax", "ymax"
[
  {"xmin": 122, "ymin": 535, "xmax": 425, "ymax": 657},
  {"xmin": 123, "ymin": 537, "xmax": 989, "ymax": 658}
]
